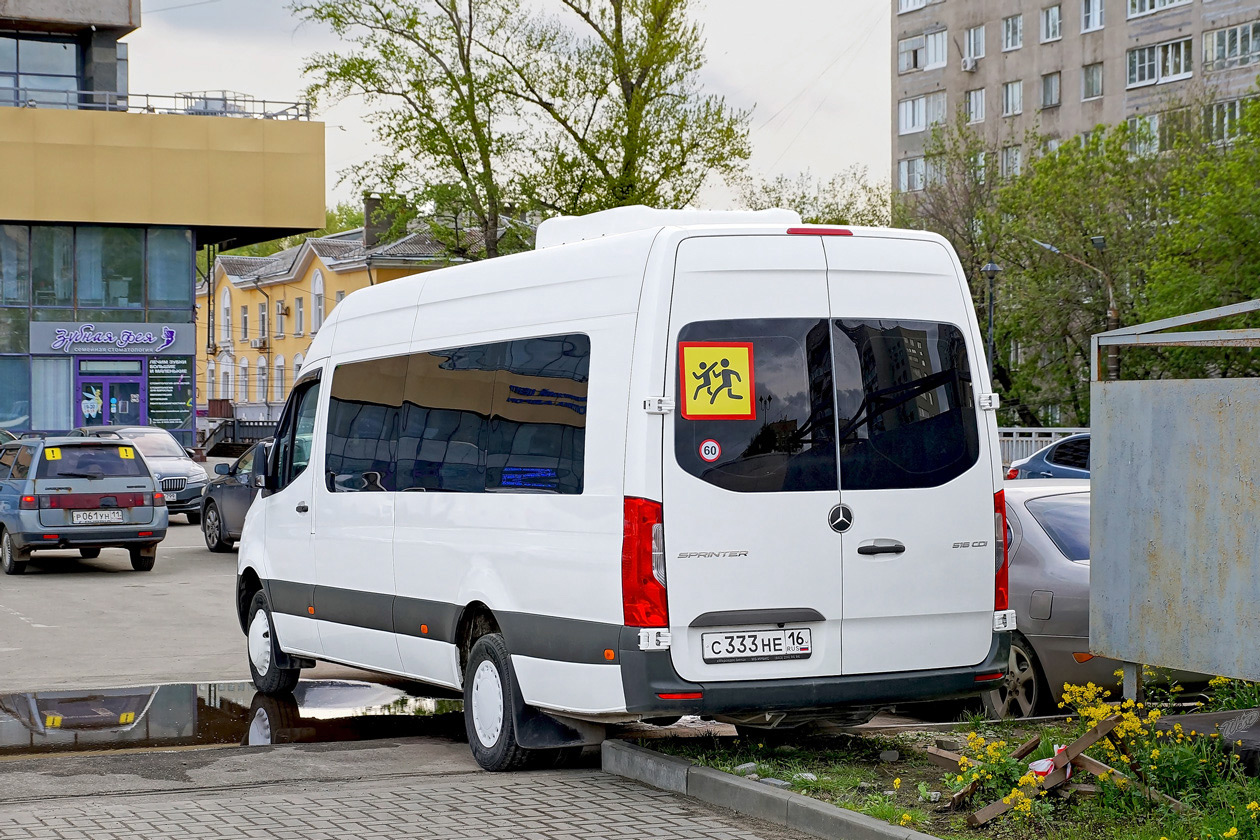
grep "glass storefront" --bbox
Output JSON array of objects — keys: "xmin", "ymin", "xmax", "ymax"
[{"xmin": 0, "ymin": 224, "xmax": 195, "ymax": 444}]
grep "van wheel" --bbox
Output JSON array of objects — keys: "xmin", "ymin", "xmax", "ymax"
[
  {"xmin": 129, "ymin": 546, "xmax": 156, "ymax": 572},
  {"xmin": 2, "ymin": 531, "xmax": 27, "ymax": 575},
  {"xmin": 79, "ymin": 548, "xmax": 101, "ymax": 559},
  {"xmin": 202, "ymin": 502, "xmax": 232, "ymax": 553},
  {"xmin": 464, "ymin": 634, "xmax": 533, "ymax": 772},
  {"xmin": 248, "ymin": 590, "xmax": 301, "ymax": 695},
  {"xmin": 245, "ymin": 691, "xmax": 300, "ymax": 746},
  {"xmin": 982, "ymin": 633, "xmax": 1050, "ymax": 719}
]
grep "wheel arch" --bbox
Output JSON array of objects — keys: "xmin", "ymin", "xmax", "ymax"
[
  {"xmin": 237, "ymin": 566, "xmax": 264, "ymax": 634},
  {"xmin": 454, "ymin": 601, "xmax": 501, "ymax": 679}
]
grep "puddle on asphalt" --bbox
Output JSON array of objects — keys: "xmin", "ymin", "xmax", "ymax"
[{"xmin": 0, "ymin": 680, "xmax": 466, "ymax": 758}]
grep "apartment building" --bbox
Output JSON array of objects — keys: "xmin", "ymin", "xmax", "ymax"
[
  {"xmin": 0, "ymin": 1, "xmax": 323, "ymax": 445},
  {"xmin": 893, "ymin": 0, "xmax": 1260, "ymax": 192}
]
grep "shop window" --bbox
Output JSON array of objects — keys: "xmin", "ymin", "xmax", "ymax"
[
  {"xmin": 0, "ymin": 357, "xmax": 30, "ymax": 430},
  {"xmin": 76, "ymin": 227, "xmax": 143, "ymax": 308},
  {"xmin": 147, "ymin": 228, "xmax": 192, "ymax": 308},
  {"xmin": 31, "ymin": 357, "xmax": 71, "ymax": 430},
  {"xmin": 31, "ymin": 226, "xmax": 73, "ymax": 308},
  {"xmin": 0, "ymin": 226, "xmax": 28, "ymax": 305},
  {"xmin": 0, "ymin": 308, "xmax": 28, "ymax": 353}
]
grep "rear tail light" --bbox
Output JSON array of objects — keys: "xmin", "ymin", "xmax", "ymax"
[
  {"xmin": 1072, "ymin": 652, "xmax": 1095, "ymax": 663},
  {"xmin": 1005, "ymin": 467, "xmax": 1019, "ymax": 480},
  {"xmin": 623, "ymin": 497, "xmax": 668, "ymax": 628},
  {"xmin": 994, "ymin": 490, "xmax": 1009, "ymax": 612},
  {"xmin": 19, "ymin": 495, "xmax": 37, "ymax": 510},
  {"xmin": 153, "ymin": 492, "xmax": 166, "ymax": 507}
]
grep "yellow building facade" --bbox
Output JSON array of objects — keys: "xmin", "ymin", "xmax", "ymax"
[{"xmin": 195, "ymin": 227, "xmax": 455, "ymax": 424}]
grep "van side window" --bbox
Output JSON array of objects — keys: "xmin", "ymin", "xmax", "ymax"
[
  {"xmin": 0, "ymin": 447, "xmax": 15, "ymax": 479},
  {"xmin": 832, "ymin": 320, "xmax": 979, "ymax": 490},
  {"xmin": 11, "ymin": 446, "xmax": 33, "ymax": 480},
  {"xmin": 675, "ymin": 319, "xmax": 837, "ymax": 493},
  {"xmin": 274, "ymin": 379, "xmax": 322, "ymax": 490},
  {"xmin": 325, "ymin": 334, "xmax": 590, "ymax": 494}
]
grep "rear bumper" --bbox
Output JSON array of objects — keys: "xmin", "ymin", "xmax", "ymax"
[
  {"xmin": 619, "ymin": 629, "xmax": 1010, "ymax": 717},
  {"xmin": 16, "ymin": 530, "xmax": 167, "ymax": 550}
]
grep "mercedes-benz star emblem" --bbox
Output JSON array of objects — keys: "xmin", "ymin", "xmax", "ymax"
[{"xmin": 828, "ymin": 504, "xmax": 853, "ymax": 533}]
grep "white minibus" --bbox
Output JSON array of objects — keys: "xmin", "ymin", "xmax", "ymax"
[{"xmin": 237, "ymin": 207, "xmax": 1015, "ymax": 771}]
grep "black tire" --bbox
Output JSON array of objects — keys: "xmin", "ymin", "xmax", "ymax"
[
  {"xmin": 247, "ymin": 590, "xmax": 301, "ymax": 695},
  {"xmin": 185, "ymin": 510, "xmax": 202, "ymax": 526},
  {"xmin": 244, "ymin": 691, "xmax": 301, "ymax": 746},
  {"xmin": 202, "ymin": 502, "xmax": 233, "ymax": 553},
  {"xmin": 129, "ymin": 546, "xmax": 156, "ymax": 572},
  {"xmin": 982, "ymin": 633, "xmax": 1051, "ymax": 719},
  {"xmin": 79, "ymin": 548, "xmax": 101, "ymax": 559},
  {"xmin": 464, "ymin": 633, "xmax": 534, "ymax": 772},
  {"xmin": 1, "ymin": 530, "xmax": 27, "ymax": 576}
]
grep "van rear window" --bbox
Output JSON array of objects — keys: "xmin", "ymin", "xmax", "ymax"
[
  {"xmin": 36, "ymin": 445, "xmax": 148, "ymax": 479},
  {"xmin": 675, "ymin": 318, "xmax": 979, "ymax": 492}
]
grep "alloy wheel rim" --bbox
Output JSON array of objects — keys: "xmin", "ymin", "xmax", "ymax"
[
  {"xmin": 205, "ymin": 507, "xmax": 220, "ymax": 545},
  {"xmin": 471, "ymin": 660, "xmax": 505, "ymax": 748},
  {"xmin": 249, "ymin": 610, "xmax": 273, "ymax": 676},
  {"xmin": 2, "ymin": 534, "xmax": 10, "ymax": 570},
  {"xmin": 993, "ymin": 644, "xmax": 1037, "ymax": 718}
]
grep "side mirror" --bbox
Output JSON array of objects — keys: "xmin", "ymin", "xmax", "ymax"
[
  {"xmin": 214, "ymin": 463, "xmax": 231, "ymax": 475},
  {"xmin": 253, "ymin": 473, "xmax": 267, "ymax": 489},
  {"xmin": 185, "ymin": 448, "xmax": 196, "ymax": 459}
]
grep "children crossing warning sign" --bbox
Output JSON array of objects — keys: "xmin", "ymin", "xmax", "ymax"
[{"xmin": 679, "ymin": 342, "xmax": 756, "ymax": 420}]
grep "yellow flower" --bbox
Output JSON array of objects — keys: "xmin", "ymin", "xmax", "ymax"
[
  {"xmin": 1223, "ymin": 829, "xmax": 1238, "ymax": 838},
  {"xmin": 899, "ymin": 813, "xmax": 912, "ymax": 826},
  {"xmin": 1151, "ymin": 749, "xmax": 1160, "ymax": 760},
  {"xmin": 1245, "ymin": 801, "xmax": 1259, "ymax": 813},
  {"xmin": 957, "ymin": 756, "xmax": 971, "ymax": 770},
  {"xmin": 893, "ymin": 778, "xmax": 901, "ymax": 790}
]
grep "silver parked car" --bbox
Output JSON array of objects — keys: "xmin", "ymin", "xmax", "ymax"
[
  {"xmin": 70, "ymin": 426, "xmax": 209, "ymax": 524},
  {"xmin": 985, "ymin": 479, "xmax": 1202, "ymax": 718}
]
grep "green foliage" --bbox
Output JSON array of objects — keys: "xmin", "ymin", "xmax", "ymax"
[{"xmin": 739, "ymin": 166, "xmax": 890, "ymax": 227}]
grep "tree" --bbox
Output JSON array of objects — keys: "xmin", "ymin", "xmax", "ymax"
[
  {"xmin": 292, "ymin": 0, "xmax": 525, "ymax": 258},
  {"xmin": 738, "ymin": 166, "xmax": 890, "ymax": 227},
  {"xmin": 496, "ymin": 0, "xmax": 751, "ymax": 215}
]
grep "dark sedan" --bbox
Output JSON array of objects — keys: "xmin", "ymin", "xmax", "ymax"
[{"xmin": 200, "ymin": 441, "xmax": 268, "ymax": 552}]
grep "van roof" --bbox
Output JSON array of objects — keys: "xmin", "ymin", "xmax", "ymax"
[{"xmin": 534, "ymin": 206, "xmax": 802, "ymax": 249}]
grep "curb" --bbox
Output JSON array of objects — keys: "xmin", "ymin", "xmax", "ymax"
[{"xmin": 602, "ymin": 740, "xmax": 942, "ymax": 840}]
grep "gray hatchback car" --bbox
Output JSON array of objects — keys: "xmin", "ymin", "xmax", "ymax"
[{"xmin": 0, "ymin": 437, "xmax": 169, "ymax": 574}]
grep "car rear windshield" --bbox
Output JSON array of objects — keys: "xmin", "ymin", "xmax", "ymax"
[
  {"xmin": 675, "ymin": 318, "xmax": 979, "ymax": 492},
  {"xmin": 1025, "ymin": 492, "xmax": 1090, "ymax": 562},
  {"xmin": 36, "ymin": 445, "xmax": 148, "ymax": 479},
  {"xmin": 111, "ymin": 428, "xmax": 185, "ymax": 459}
]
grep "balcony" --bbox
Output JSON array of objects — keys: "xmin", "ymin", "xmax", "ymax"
[{"xmin": 2, "ymin": 88, "xmax": 311, "ymax": 120}]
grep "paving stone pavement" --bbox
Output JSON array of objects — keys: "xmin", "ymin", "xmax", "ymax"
[{"xmin": 0, "ymin": 769, "xmax": 809, "ymax": 840}]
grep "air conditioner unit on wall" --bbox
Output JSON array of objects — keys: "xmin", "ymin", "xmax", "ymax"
[
  {"xmin": 277, "ymin": 303, "xmax": 291, "ymax": 316},
  {"xmin": 961, "ymin": 57, "xmax": 978, "ymax": 72},
  {"xmin": 249, "ymin": 338, "xmax": 268, "ymax": 350}
]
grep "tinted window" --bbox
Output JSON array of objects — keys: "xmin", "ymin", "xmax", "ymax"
[
  {"xmin": 115, "ymin": 428, "xmax": 185, "ymax": 459},
  {"xmin": 675, "ymin": 319, "xmax": 837, "ymax": 493},
  {"xmin": 1048, "ymin": 437, "xmax": 1090, "ymax": 470},
  {"xmin": 35, "ymin": 444, "xmax": 146, "ymax": 478},
  {"xmin": 11, "ymin": 446, "xmax": 32, "ymax": 479},
  {"xmin": 236, "ymin": 447, "xmax": 256, "ymax": 476},
  {"xmin": 1025, "ymin": 493, "xmax": 1090, "ymax": 562},
  {"xmin": 833, "ymin": 320, "xmax": 979, "ymax": 490},
  {"xmin": 274, "ymin": 380, "xmax": 321, "ymax": 490},
  {"xmin": 326, "ymin": 355, "xmax": 407, "ymax": 492},
  {"xmin": 0, "ymin": 447, "xmax": 15, "ymax": 479}
]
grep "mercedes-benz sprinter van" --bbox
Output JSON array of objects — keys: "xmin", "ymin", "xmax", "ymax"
[{"xmin": 237, "ymin": 207, "xmax": 1014, "ymax": 771}]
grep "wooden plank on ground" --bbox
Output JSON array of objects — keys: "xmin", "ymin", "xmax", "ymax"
[{"xmin": 926, "ymin": 746, "xmax": 964, "ymax": 770}]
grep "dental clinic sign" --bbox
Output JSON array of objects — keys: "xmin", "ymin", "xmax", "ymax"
[{"xmin": 30, "ymin": 322, "xmax": 196, "ymax": 356}]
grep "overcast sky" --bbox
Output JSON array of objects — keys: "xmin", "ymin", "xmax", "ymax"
[{"xmin": 127, "ymin": 0, "xmax": 890, "ymax": 210}]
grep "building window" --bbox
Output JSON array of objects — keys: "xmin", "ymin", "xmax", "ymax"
[
  {"xmin": 207, "ymin": 360, "xmax": 216, "ymax": 401},
  {"xmin": 274, "ymin": 356, "xmax": 286, "ymax": 402},
  {"xmin": 1082, "ymin": 0, "xmax": 1105, "ymax": 31},
  {"xmin": 221, "ymin": 368, "xmax": 231, "ymax": 401},
  {"xmin": 1205, "ymin": 22, "xmax": 1260, "ymax": 72},
  {"xmin": 925, "ymin": 30, "xmax": 948, "ymax": 69},
  {"xmin": 1000, "ymin": 145, "xmax": 1022, "ymax": 178},
  {"xmin": 258, "ymin": 303, "xmax": 268, "ymax": 342},
  {"xmin": 1003, "ymin": 80, "xmax": 1023, "ymax": 116},
  {"xmin": 965, "ymin": 25, "xmax": 985, "ymax": 60},
  {"xmin": 238, "ymin": 359, "xmax": 249, "ymax": 403},
  {"xmin": 240, "ymin": 305, "xmax": 249, "ymax": 342},
  {"xmin": 257, "ymin": 358, "xmax": 268, "ymax": 404},
  {"xmin": 295, "ymin": 297, "xmax": 305, "ymax": 335},
  {"xmin": 898, "ymin": 0, "xmax": 928, "ymax": 12},
  {"xmin": 1041, "ymin": 6, "xmax": 1062, "ymax": 42},
  {"xmin": 1128, "ymin": 39, "xmax": 1191, "ymax": 87},
  {"xmin": 31, "ymin": 227, "xmax": 72, "ymax": 308},
  {"xmin": 0, "ymin": 35, "xmax": 81, "ymax": 109},
  {"xmin": 335, "ymin": 290, "xmax": 345, "ymax": 307},
  {"xmin": 147, "ymin": 229, "xmax": 193, "ymax": 308},
  {"xmin": 1205, "ymin": 98, "xmax": 1245, "ymax": 144},
  {"xmin": 1128, "ymin": 0, "xmax": 1190, "ymax": 19},
  {"xmin": 0, "ymin": 226, "xmax": 28, "ymax": 305},
  {"xmin": 1003, "ymin": 15, "xmax": 1023, "ymax": 51},
  {"xmin": 293, "ymin": 353, "xmax": 304, "ymax": 378},
  {"xmin": 220, "ymin": 290, "xmax": 231, "ymax": 344},
  {"xmin": 312, "ymin": 270, "xmax": 325, "ymax": 332},
  {"xmin": 30, "ymin": 356, "xmax": 70, "ymax": 430},
  {"xmin": 966, "ymin": 88, "xmax": 986, "ymax": 123},
  {"xmin": 0, "ymin": 357, "xmax": 30, "ymax": 431},
  {"xmin": 1082, "ymin": 62, "xmax": 1104, "ymax": 99},
  {"xmin": 898, "ymin": 35, "xmax": 926, "ymax": 73},
  {"xmin": 77, "ymin": 227, "xmax": 143, "ymax": 308},
  {"xmin": 973, "ymin": 151, "xmax": 987, "ymax": 184},
  {"xmin": 1042, "ymin": 72, "xmax": 1061, "ymax": 107},
  {"xmin": 275, "ymin": 299, "xmax": 285, "ymax": 337},
  {"xmin": 898, "ymin": 157, "xmax": 926, "ymax": 192},
  {"xmin": 1128, "ymin": 114, "xmax": 1160, "ymax": 155},
  {"xmin": 898, "ymin": 96, "xmax": 925, "ymax": 134}
]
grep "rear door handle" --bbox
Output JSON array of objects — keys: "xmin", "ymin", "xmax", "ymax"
[
  {"xmin": 857, "ymin": 539, "xmax": 906, "ymax": 556},
  {"xmin": 295, "ymin": 502, "xmax": 309, "ymax": 513}
]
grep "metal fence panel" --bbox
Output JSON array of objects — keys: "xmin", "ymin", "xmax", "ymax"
[{"xmin": 1090, "ymin": 378, "xmax": 1260, "ymax": 680}]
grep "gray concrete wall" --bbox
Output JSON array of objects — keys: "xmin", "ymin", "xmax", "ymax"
[{"xmin": 0, "ymin": 0, "xmax": 139, "ymax": 34}]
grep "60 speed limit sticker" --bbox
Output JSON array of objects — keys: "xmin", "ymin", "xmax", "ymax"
[{"xmin": 699, "ymin": 439, "xmax": 722, "ymax": 462}]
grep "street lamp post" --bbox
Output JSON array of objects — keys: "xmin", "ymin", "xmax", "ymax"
[{"xmin": 981, "ymin": 262, "xmax": 1002, "ymax": 383}]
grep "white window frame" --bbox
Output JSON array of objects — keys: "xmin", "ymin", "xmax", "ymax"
[
  {"xmin": 898, "ymin": 95, "xmax": 927, "ymax": 134},
  {"xmin": 925, "ymin": 30, "xmax": 948, "ymax": 69},
  {"xmin": 966, "ymin": 88, "xmax": 986, "ymax": 123},
  {"xmin": 1041, "ymin": 6, "xmax": 1062, "ymax": 43},
  {"xmin": 898, "ymin": 157, "xmax": 926, "ymax": 192},
  {"xmin": 1205, "ymin": 98, "xmax": 1245, "ymax": 144},
  {"xmin": 219, "ymin": 289, "xmax": 231, "ymax": 344},
  {"xmin": 238, "ymin": 359, "xmax": 249, "ymax": 403},
  {"xmin": 1159, "ymin": 38, "xmax": 1193, "ymax": 82},
  {"xmin": 1000, "ymin": 145, "xmax": 1023, "ymax": 178},
  {"xmin": 275, "ymin": 299, "xmax": 286, "ymax": 337},
  {"xmin": 1127, "ymin": 38, "xmax": 1191, "ymax": 88},
  {"xmin": 1003, "ymin": 80, "xmax": 1023, "ymax": 116},
  {"xmin": 312, "ymin": 270, "xmax": 325, "ymax": 333},
  {"xmin": 258, "ymin": 302, "xmax": 268, "ymax": 341},
  {"xmin": 1082, "ymin": 62, "xmax": 1104, "ymax": 99},
  {"xmin": 1003, "ymin": 15, "xmax": 1023, "ymax": 51},
  {"xmin": 207, "ymin": 360, "xmax": 216, "ymax": 401},
  {"xmin": 898, "ymin": 0, "xmax": 928, "ymax": 12},
  {"xmin": 295, "ymin": 296, "xmax": 305, "ymax": 335},
  {"xmin": 1082, "ymin": 0, "xmax": 1105, "ymax": 32},
  {"xmin": 240, "ymin": 305, "xmax": 248, "ymax": 342},
  {"xmin": 965, "ymin": 25, "xmax": 986, "ymax": 60},
  {"xmin": 925, "ymin": 91, "xmax": 947, "ymax": 127},
  {"xmin": 1042, "ymin": 71, "xmax": 1061, "ymax": 108},
  {"xmin": 1204, "ymin": 22, "xmax": 1260, "ymax": 72},
  {"xmin": 898, "ymin": 35, "xmax": 925, "ymax": 73},
  {"xmin": 1128, "ymin": 0, "xmax": 1190, "ymax": 20},
  {"xmin": 973, "ymin": 151, "xmax": 986, "ymax": 185},
  {"xmin": 257, "ymin": 358, "xmax": 269, "ymax": 405},
  {"xmin": 1128, "ymin": 114, "xmax": 1160, "ymax": 156}
]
